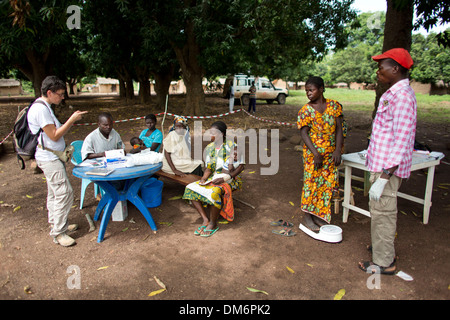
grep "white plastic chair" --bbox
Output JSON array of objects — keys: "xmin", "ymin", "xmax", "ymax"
[{"xmin": 70, "ymin": 140, "xmax": 101, "ymax": 209}]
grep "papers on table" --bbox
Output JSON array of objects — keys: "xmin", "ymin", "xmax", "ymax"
[
  {"xmin": 76, "ymin": 149, "xmax": 163, "ymax": 170},
  {"xmin": 85, "ymin": 167, "xmax": 115, "ymax": 176},
  {"xmin": 75, "ymin": 158, "xmax": 106, "ymax": 167},
  {"xmin": 105, "ymin": 149, "xmax": 127, "ymax": 168}
]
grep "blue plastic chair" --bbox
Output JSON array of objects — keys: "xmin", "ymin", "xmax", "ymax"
[{"xmin": 70, "ymin": 140, "xmax": 101, "ymax": 209}]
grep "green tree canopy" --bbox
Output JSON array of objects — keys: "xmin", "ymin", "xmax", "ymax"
[{"xmin": 410, "ymin": 32, "xmax": 450, "ymax": 86}]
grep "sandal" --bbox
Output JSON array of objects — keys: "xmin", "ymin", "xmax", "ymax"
[
  {"xmin": 272, "ymin": 227, "xmax": 296, "ymax": 237},
  {"xmin": 200, "ymin": 227, "xmax": 219, "ymax": 237},
  {"xmin": 194, "ymin": 225, "xmax": 206, "ymax": 235},
  {"xmin": 270, "ymin": 219, "xmax": 294, "ymax": 228},
  {"xmin": 358, "ymin": 260, "xmax": 396, "ymax": 275}
]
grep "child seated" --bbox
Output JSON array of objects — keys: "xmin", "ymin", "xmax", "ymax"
[
  {"xmin": 202, "ymin": 148, "xmax": 244, "ymax": 184},
  {"xmin": 221, "ymin": 148, "xmax": 244, "ymax": 181},
  {"xmin": 129, "ymin": 137, "xmax": 146, "ymax": 154}
]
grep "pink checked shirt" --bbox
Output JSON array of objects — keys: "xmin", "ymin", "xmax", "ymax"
[{"xmin": 366, "ymin": 79, "xmax": 417, "ymax": 178}]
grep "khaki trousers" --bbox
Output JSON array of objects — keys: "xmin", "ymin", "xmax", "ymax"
[
  {"xmin": 369, "ymin": 172, "xmax": 402, "ymax": 267},
  {"xmin": 37, "ymin": 159, "xmax": 74, "ymax": 237}
]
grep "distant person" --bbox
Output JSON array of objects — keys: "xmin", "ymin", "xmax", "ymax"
[
  {"xmin": 297, "ymin": 76, "xmax": 344, "ymax": 232},
  {"xmin": 359, "ymin": 48, "xmax": 417, "ymax": 275},
  {"xmin": 81, "ymin": 112, "xmax": 124, "ymax": 160},
  {"xmin": 139, "ymin": 114, "xmax": 163, "ymax": 152},
  {"xmin": 27, "ymin": 75, "xmax": 87, "ymax": 247},
  {"xmin": 228, "ymin": 81, "xmax": 235, "ymax": 113},
  {"xmin": 248, "ymin": 81, "xmax": 256, "ymax": 113}
]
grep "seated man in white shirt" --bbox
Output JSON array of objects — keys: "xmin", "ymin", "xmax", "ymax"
[
  {"xmin": 82, "ymin": 112, "xmax": 125, "ymax": 193},
  {"xmin": 81, "ymin": 112, "xmax": 124, "ymax": 161}
]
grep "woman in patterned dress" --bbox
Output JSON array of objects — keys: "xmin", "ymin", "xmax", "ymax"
[
  {"xmin": 183, "ymin": 121, "xmax": 244, "ymax": 237},
  {"xmin": 297, "ymin": 77, "xmax": 344, "ymax": 231}
]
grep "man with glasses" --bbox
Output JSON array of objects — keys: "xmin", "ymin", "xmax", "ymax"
[{"xmin": 27, "ymin": 76, "xmax": 87, "ymax": 246}]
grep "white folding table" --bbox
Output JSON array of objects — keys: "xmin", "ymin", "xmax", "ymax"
[{"xmin": 341, "ymin": 151, "xmax": 444, "ymax": 225}]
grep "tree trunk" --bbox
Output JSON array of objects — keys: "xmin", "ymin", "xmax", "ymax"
[
  {"xmin": 172, "ymin": 19, "xmax": 205, "ymax": 115},
  {"xmin": 125, "ymin": 78, "xmax": 134, "ymax": 101},
  {"xmin": 117, "ymin": 65, "xmax": 134, "ymax": 101},
  {"xmin": 136, "ymin": 66, "xmax": 151, "ymax": 104},
  {"xmin": 119, "ymin": 79, "xmax": 126, "ymax": 99},
  {"xmin": 152, "ymin": 65, "xmax": 175, "ymax": 111},
  {"xmin": 21, "ymin": 49, "xmax": 48, "ymax": 98},
  {"xmin": 182, "ymin": 72, "xmax": 205, "ymax": 115},
  {"xmin": 373, "ymin": 0, "xmax": 413, "ymax": 118},
  {"xmin": 138, "ymin": 80, "xmax": 151, "ymax": 104}
]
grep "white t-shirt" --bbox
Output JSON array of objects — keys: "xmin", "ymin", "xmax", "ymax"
[
  {"xmin": 81, "ymin": 128, "xmax": 124, "ymax": 161},
  {"xmin": 27, "ymin": 98, "xmax": 65, "ymax": 162}
]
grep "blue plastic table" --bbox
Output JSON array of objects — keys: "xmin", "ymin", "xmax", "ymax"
[{"xmin": 72, "ymin": 162, "xmax": 162, "ymax": 242}]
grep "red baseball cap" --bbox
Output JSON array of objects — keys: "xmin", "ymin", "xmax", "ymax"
[{"xmin": 372, "ymin": 48, "xmax": 414, "ymax": 69}]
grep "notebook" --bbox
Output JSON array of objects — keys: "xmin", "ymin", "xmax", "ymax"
[{"xmin": 85, "ymin": 167, "xmax": 115, "ymax": 176}]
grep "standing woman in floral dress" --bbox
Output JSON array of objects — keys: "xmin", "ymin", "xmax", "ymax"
[{"xmin": 297, "ymin": 76, "xmax": 344, "ymax": 231}]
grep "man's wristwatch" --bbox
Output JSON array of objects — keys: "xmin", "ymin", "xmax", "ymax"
[{"xmin": 382, "ymin": 168, "xmax": 393, "ymax": 177}]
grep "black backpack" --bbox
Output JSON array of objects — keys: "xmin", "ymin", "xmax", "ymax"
[{"xmin": 13, "ymin": 100, "xmax": 45, "ymax": 170}]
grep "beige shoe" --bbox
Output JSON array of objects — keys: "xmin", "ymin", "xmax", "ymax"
[
  {"xmin": 53, "ymin": 233, "xmax": 76, "ymax": 247},
  {"xmin": 50, "ymin": 224, "xmax": 78, "ymax": 233},
  {"xmin": 67, "ymin": 224, "xmax": 78, "ymax": 232}
]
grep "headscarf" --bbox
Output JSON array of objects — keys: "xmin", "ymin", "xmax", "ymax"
[
  {"xmin": 170, "ymin": 116, "xmax": 189, "ymax": 131},
  {"xmin": 169, "ymin": 115, "xmax": 191, "ymax": 150}
]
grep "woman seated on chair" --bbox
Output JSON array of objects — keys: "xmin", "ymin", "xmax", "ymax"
[
  {"xmin": 139, "ymin": 114, "xmax": 163, "ymax": 152},
  {"xmin": 182, "ymin": 121, "xmax": 245, "ymax": 237},
  {"xmin": 162, "ymin": 116, "xmax": 203, "ymax": 177}
]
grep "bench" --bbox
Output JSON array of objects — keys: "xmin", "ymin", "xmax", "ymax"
[
  {"xmin": 153, "ymin": 170, "xmax": 255, "ymax": 209},
  {"xmin": 153, "ymin": 170, "xmax": 201, "ymax": 186}
]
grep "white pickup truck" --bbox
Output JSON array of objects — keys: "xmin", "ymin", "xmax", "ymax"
[{"xmin": 223, "ymin": 74, "xmax": 289, "ymax": 105}]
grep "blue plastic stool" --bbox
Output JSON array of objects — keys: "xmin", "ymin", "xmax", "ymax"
[
  {"xmin": 70, "ymin": 140, "xmax": 101, "ymax": 209},
  {"xmin": 140, "ymin": 177, "xmax": 163, "ymax": 208}
]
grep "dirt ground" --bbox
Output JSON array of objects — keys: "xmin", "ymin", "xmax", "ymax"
[{"xmin": 0, "ymin": 93, "xmax": 449, "ymax": 305}]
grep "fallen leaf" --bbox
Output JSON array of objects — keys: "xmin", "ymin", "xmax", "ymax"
[
  {"xmin": 289, "ymin": 201, "xmax": 294, "ymax": 206},
  {"xmin": 248, "ymin": 171, "xmax": 255, "ymax": 174},
  {"xmin": 26, "ymin": 195, "xmax": 33, "ymax": 199},
  {"xmin": 154, "ymin": 276, "xmax": 166, "ymax": 289},
  {"xmin": 306, "ymin": 263, "xmax": 314, "ymax": 268},
  {"xmin": 122, "ymin": 227, "xmax": 129, "ymax": 232},
  {"xmin": 13, "ymin": 206, "xmax": 21, "ymax": 212},
  {"xmin": 1, "ymin": 203, "xmax": 14, "ymax": 207},
  {"xmin": 218, "ymin": 220, "xmax": 229, "ymax": 224},
  {"xmin": 148, "ymin": 288, "xmax": 166, "ymax": 296},
  {"xmin": 334, "ymin": 289, "xmax": 346, "ymax": 300},
  {"xmin": 97, "ymin": 266, "xmax": 109, "ymax": 271},
  {"xmin": 246, "ymin": 287, "xmax": 268, "ymax": 295},
  {"xmin": 168, "ymin": 195, "xmax": 182, "ymax": 200},
  {"xmin": 400, "ymin": 210, "xmax": 407, "ymax": 216},
  {"xmin": 158, "ymin": 222, "xmax": 173, "ymax": 226},
  {"xmin": 286, "ymin": 266, "xmax": 295, "ymax": 274}
]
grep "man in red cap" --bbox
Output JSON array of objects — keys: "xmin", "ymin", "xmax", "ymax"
[{"xmin": 359, "ymin": 48, "xmax": 417, "ymax": 275}]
